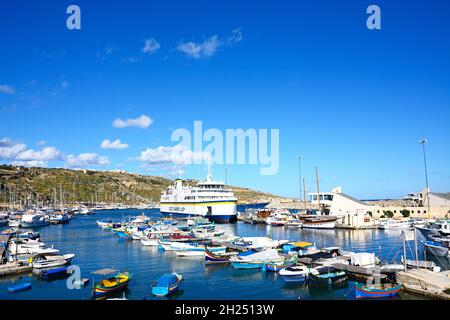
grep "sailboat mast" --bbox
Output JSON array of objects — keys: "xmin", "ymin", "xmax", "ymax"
[
  {"xmin": 303, "ymin": 178, "xmax": 307, "ymax": 211},
  {"xmin": 315, "ymin": 166, "xmax": 321, "ymax": 212}
]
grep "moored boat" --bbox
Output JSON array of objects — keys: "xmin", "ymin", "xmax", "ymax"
[
  {"xmin": 308, "ymin": 267, "xmax": 348, "ymax": 287},
  {"xmin": 92, "ymin": 269, "xmax": 132, "ymax": 298},
  {"xmin": 152, "ymin": 273, "xmax": 183, "ymax": 297},
  {"xmin": 32, "ymin": 253, "xmax": 75, "ymax": 269},
  {"xmin": 355, "ymin": 282, "xmax": 403, "ymax": 299},
  {"xmin": 279, "ymin": 265, "xmax": 309, "ymax": 284}
]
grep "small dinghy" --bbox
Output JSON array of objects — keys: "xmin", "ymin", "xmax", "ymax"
[
  {"xmin": 152, "ymin": 273, "xmax": 183, "ymax": 297},
  {"xmin": 8, "ymin": 283, "xmax": 32, "ymax": 293},
  {"xmin": 308, "ymin": 267, "xmax": 348, "ymax": 287},
  {"xmin": 355, "ymin": 282, "xmax": 403, "ymax": 299},
  {"xmin": 279, "ymin": 265, "xmax": 309, "ymax": 283}
]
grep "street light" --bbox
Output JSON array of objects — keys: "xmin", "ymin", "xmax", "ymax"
[
  {"xmin": 298, "ymin": 155, "xmax": 303, "ymax": 202},
  {"xmin": 419, "ymin": 138, "xmax": 431, "ymax": 218}
]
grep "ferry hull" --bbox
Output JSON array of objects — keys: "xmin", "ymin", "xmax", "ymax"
[{"xmin": 160, "ymin": 211, "xmax": 237, "ymax": 223}]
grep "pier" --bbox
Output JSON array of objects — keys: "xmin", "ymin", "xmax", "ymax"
[{"xmin": 397, "ymin": 269, "xmax": 450, "ymax": 300}]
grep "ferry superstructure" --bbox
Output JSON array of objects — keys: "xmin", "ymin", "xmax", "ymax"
[{"xmin": 160, "ymin": 173, "xmax": 237, "ymax": 223}]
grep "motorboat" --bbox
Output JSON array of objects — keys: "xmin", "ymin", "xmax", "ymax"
[
  {"xmin": 152, "ymin": 273, "xmax": 183, "ymax": 297},
  {"xmin": 32, "ymin": 253, "xmax": 75, "ymax": 269},
  {"xmin": 230, "ymin": 249, "xmax": 283, "ymax": 269},
  {"xmin": 422, "ymin": 240, "xmax": 449, "ymax": 257},
  {"xmin": 20, "ymin": 212, "xmax": 50, "ymax": 228}
]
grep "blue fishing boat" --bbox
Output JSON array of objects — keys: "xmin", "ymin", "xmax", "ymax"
[
  {"xmin": 152, "ymin": 273, "xmax": 183, "ymax": 297},
  {"xmin": 39, "ymin": 266, "xmax": 69, "ymax": 280},
  {"xmin": 8, "ymin": 283, "xmax": 32, "ymax": 293},
  {"xmin": 355, "ymin": 282, "xmax": 403, "ymax": 299},
  {"xmin": 308, "ymin": 267, "xmax": 348, "ymax": 287}
]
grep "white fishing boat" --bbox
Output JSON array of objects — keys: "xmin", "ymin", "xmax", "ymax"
[
  {"xmin": 20, "ymin": 212, "xmax": 50, "ymax": 228},
  {"xmin": 379, "ymin": 219, "xmax": 412, "ymax": 230},
  {"xmin": 302, "ymin": 217, "xmax": 337, "ymax": 229},
  {"xmin": 32, "ymin": 253, "xmax": 75, "ymax": 269},
  {"xmin": 230, "ymin": 249, "xmax": 283, "ymax": 269},
  {"xmin": 141, "ymin": 236, "xmax": 160, "ymax": 246},
  {"xmin": 173, "ymin": 243, "xmax": 227, "ymax": 257},
  {"xmin": 9, "ymin": 244, "xmax": 60, "ymax": 256},
  {"xmin": 232, "ymin": 237, "xmax": 289, "ymax": 250}
]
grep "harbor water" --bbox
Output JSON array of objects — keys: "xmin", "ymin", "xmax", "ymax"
[{"xmin": 0, "ymin": 208, "xmax": 443, "ymax": 300}]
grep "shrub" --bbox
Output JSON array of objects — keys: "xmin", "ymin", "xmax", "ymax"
[
  {"xmin": 400, "ymin": 209, "xmax": 410, "ymax": 218},
  {"xmin": 384, "ymin": 210, "xmax": 394, "ymax": 218}
]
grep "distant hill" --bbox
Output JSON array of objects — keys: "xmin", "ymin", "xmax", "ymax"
[{"xmin": 0, "ymin": 165, "xmax": 281, "ymax": 206}]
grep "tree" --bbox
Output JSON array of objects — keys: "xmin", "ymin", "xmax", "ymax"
[
  {"xmin": 400, "ymin": 209, "xmax": 410, "ymax": 218},
  {"xmin": 367, "ymin": 211, "xmax": 373, "ymax": 217},
  {"xmin": 384, "ymin": 210, "xmax": 394, "ymax": 218}
]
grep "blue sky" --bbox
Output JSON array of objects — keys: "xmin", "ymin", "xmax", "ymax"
[{"xmin": 0, "ymin": 0, "xmax": 449, "ymax": 199}]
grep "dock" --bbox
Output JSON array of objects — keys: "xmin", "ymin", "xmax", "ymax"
[
  {"xmin": 0, "ymin": 262, "xmax": 32, "ymax": 277},
  {"xmin": 397, "ymin": 269, "xmax": 450, "ymax": 299},
  {"xmin": 0, "ymin": 234, "xmax": 11, "ymax": 261},
  {"xmin": 332, "ymin": 263, "xmax": 387, "ymax": 279}
]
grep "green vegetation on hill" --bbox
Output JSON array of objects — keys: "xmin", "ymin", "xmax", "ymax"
[{"xmin": 0, "ymin": 165, "xmax": 279, "ymax": 205}]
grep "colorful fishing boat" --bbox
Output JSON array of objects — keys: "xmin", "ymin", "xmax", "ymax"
[
  {"xmin": 205, "ymin": 248, "xmax": 238, "ymax": 265},
  {"xmin": 355, "ymin": 282, "xmax": 403, "ymax": 299},
  {"xmin": 115, "ymin": 229, "xmax": 133, "ymax": 240},
  {"xmin": 152, "ymin": 273, "xmax": 184, "ymax": 297},
  {"xmin": 92, "ymin": 269, "xmax": 132, "ymax": 298}
]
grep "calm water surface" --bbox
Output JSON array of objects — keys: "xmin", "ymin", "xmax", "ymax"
[{"xmin": 0, "ymin": 208, "xmax": 441, "ymax": 300}]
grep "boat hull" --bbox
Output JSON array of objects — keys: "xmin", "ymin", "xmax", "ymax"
[
  {"xmin": 355, "ymin": 283, "xmax": 403, "ymax": 299},
  {"xmin": 160, "ymin": 211, "xmax": 237, "ymax": 223}
]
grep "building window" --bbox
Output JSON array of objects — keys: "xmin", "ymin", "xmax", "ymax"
[{"xmin": 418, "ymin": 210, "xmax": 421, "ymax": 214}]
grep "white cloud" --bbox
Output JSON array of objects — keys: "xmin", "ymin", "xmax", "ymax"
[
  {"xmin": 113, "ymin": 115, "xmax": 153, "ymax": 129},
  {"xmin": 177, "ymin": 36, "xmax": 220, "ymax": 59},
  {"xmin": 11, "ymin": 160, "xmax": 48, "ymax": 168},
  {"xmin": 15, "ymin": 146, "xmax": 62, "ymax": 161},
  {"xmin": 65, "ymin": 153, "xmax": 110, "ymax": 168},
  {"xmin": 0, "ymin": 84, "xmax": 15, "ymax": 94},
  {"xmin": 142, "ymin": 38, "xmax": 160, "ymax": 54},
  {"xmin": 100, "ymin": 139, "xmax": 129, "ymax": 150},
  {"xmin": 0, "ymin": 138, "xmax": 62, "ymax": 162},
  {"xmin": 137, "ymin": 144, "xmax": 210, "ymax": 166},
  {"xmin": 97, "ymin": 45, "xmax": 117, "ymax": 59},
  {"xmin": 177, "ymin": 28, "xmax": 242, "ymax": 59}
]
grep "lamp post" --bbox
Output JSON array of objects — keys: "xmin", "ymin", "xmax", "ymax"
[
  {"xmin": 419, "ymin": 138, "xmax": 431, "ymax": 218},
  {"xmin": 298, "ymin": 155, "xmax": 303, "ymax": 203}
]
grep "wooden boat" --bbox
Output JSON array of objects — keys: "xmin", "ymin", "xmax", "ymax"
[
  {"xmin": 173, "ymin": 243, "xmax": 227, "ymax": 257},
  {"xmin": 205, "ymin": 248, "xmax": 238, "ymax": 264},
  {"xmin": 279, "ymin": 266, "xmax": 309, "ymax": 283},
  {"xmin": 8, "ymin": 282, "xmax": 32, "ymax": 293},
  {"xmin": 230, "ymin": 249, "xmax": 283, "ymax": 270},
  {"xmin": 355, "ymin": 282, "xmax": 403, "ymax": 299},
  {"xmin": 308, "ymin": 267, "xmax": 348, "ymax": 287},
  {"xmin": 92, "ymin": 269, "xmax": 132, "ymax": 298},
  {"xmin": 152, "ymin": 273, "xmax": 183, "ymax": 297},
  {"xmin": 422, "ymin": 240, "xmax": 449, "ymax": 257}
]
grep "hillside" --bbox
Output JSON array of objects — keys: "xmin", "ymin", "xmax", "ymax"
[{"xmin": 0, "ymin": 165, "xmax": 281, "ymax": 206}]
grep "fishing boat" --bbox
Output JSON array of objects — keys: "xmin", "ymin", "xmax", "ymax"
[
  {"xmin": 308, "ymin": 267, "xmax": 348, "ymax": 287},
  {"xmin": 173, "ymin": 243, "xmax": 227, "ymax": 257},
  {"xmin": 17, "ymin": 232, "xmax": 40, "ymax": 240},
  {"xmin": 355, "ymin": 282, "xmax": 403, "ymax": 299},
  {"xmin": 152, "ymin": 273, "xmax": 184, "ymax": 297},
  {"xmin": 379, "ymin": 219, "xmax": 412, "ymax": 230},
  {"xmin": 415, "ymin": 224, "xmax": 441, "ymax": 241},
  {"xmin": 32, "ymin": 253, "xmax": 75, "ymax": 269},
  {"xmin": 0, "ymin": 214, "xmax": 8, "ymax": 226},
  {"xmin": 205, "ymin": 248, "xmax": 238, "ymax": 265},
  {"xmin": 302, "ymin": 217, "xmax": 337, "ymax": 229},
  {"xmin": 20, "ymin": 212, "xmax": 49, "ymax": 228},
  {"xmin": 8, "ymin": 283, "xmax": 32, "ymax": 293},
  {"xmin": 49, "ymin": 213, "xmax": 71, "ymax": 225},
  {"xmin": 422, "ymin": 240, "xmax": 449, "ymax": 257},
  {"xmin": 285, "ymin": 219, "xmax": 303, "ymax": 228},
  {"xmin": 262, "ymin": 254, "xmax": 298, "ymax": 272},
  {"xmin": 115, "ymin": 229, "xmax": 133, "ymax": 240},
  {"xmin": 92, "ymin": 269, "xmax": 132, "ymax": 298},
  {"xmin": 96, "ymin": 219, "xmax": 113, "ymax": 229},
  {"xmin": 279, "ymin": 265, "xmax": 310, "ymax": 284},
  {"xmin": 230, "ymin": 249, "xmax": 283, "ymax": 269}
]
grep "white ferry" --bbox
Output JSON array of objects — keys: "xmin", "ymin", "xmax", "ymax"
[{"xmin": 160, "ymin": 173, "xmax": 237, "ymax": 223}]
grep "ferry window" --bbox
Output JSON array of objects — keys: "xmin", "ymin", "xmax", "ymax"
[{"xmin": 324, "ymin": 195, "xmax": 333, "ymax": 201}]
